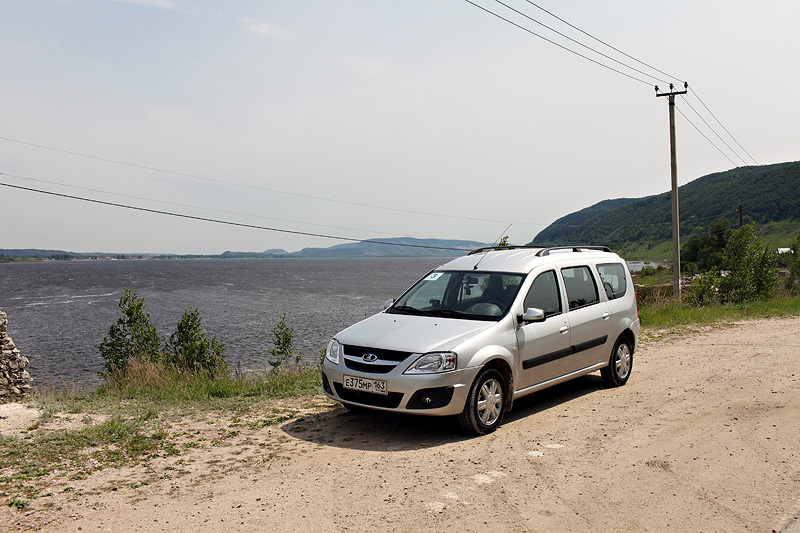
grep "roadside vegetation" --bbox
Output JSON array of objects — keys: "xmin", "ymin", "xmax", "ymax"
[
  {"xmin": 3, "ymin": 226, "xmax": 800, "ymax": 510},
  {"xmin": 0, "ymin": 293, "xmax": 322, "ymax": 510},
  {"xmin": 637, "ymin": 225, "xmax": 800, "ymax": 330}
]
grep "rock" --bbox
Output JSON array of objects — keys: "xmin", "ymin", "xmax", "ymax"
[{"xmin": 0, "ymin": 310, "xmax": 32, "ymax": 403}]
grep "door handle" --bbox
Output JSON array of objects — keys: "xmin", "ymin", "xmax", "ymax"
[
  {"xmin": 602, "ymin": 313, "xmax": 610, "ymax": 320},
  {"xmin": 559, "ymin": 325, "xmax": 569, "ymax": 334}
]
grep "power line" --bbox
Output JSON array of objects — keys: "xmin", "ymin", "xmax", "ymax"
[
  {"xmin": 465, "ymin": 2, "xmax": 758, "ymax": 168},
  {"xmin": 674, "ymin": 104, "xmax": 737, "ymax": 167},
  {"xmin": 490, "ymin": 0, "xmax": 672, "ymax": 86},
  {"xmin": 523, "ymin": 1, "xmax": 685, "ymax": 83},
  {"xmin": 687, "ymin": 87, "xmax": 759, "ymax": 165},
  {"xmin": 2, "ymin": 170, "xmax": 744, "ymax": 238},
  {"xmin": 517, "ymin": 2, "xmax": 756, "ymax": 168},
  {"xmin": 462, "ymin": 0, "xmax": 654, "ymax": 86},
  {"xmin": 0, "ymin": 171, "xmax": 439, "ymax": 240},
  {"xmin": 678, "ymin": 96, "xmax": 748, "ymax": 166},
  {"xmin": 3, "ymin": 135, "xmax": 685, "ymax": 231},
  {"xmin": 0, "ymin": 181, "xmax": 472, "ymax": 252},
  {"xmin": 0, "ymin": 135, "xmax": 539, "ymax": 227}
]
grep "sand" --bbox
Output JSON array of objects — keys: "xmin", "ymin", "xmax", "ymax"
[{"xmin": 1, "ymin": 317, "xmax": 799, "ymax": 532}]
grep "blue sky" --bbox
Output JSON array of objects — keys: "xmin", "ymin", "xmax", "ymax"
[{"xmin": 2, "ymin": 0, "xmax": 798, "ymax": 254}]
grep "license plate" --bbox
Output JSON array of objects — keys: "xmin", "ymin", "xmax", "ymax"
[{"xmin": 343, "ymin": 375, "xmax": 388, "ymax": 395}]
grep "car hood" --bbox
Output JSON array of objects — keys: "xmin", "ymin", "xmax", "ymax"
[{"xmin": 335, "ymin": 312, "xmax": 494, "ymax": 354}]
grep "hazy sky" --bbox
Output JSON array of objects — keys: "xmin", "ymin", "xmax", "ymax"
[{"xmin": 2, "ymin": 0, "xmax": 798, "ymax": 254}]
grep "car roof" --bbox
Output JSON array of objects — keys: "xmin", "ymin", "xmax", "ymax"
[{"xmin": 439, "ymin": 246, "xmax": 623, "ymax": 274}]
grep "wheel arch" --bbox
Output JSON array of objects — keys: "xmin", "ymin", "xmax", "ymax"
[
  {"xmin": 478, "ymin": 357, "xmax": 514, "ymax": 413},
  {"xmin": 616, "ymin": 328, "xmax": 637, "ymax": 353}
]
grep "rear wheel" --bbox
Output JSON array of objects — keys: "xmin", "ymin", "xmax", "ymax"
[
  {"xmin": 459, "ymin": 368, "xmax": 506, "ymax": 435},
  {"xmin": 601, "ymin": 336, "xmax": 633, "ymax": 386}
]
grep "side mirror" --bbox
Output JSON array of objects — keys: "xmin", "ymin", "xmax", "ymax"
[
  {"xmin": 383, "ymin": 299, "xmax": 394, "ymax": 310},
  {"xmin": 519, "ymin": 307, "xmax": 545, "ymax": 324}
]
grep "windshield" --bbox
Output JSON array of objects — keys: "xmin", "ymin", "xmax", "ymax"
[{"xmin": 390, "ymin": 271, "xmax": 524, "ymax": 321}]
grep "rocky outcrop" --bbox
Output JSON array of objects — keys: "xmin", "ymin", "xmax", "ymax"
[{"xmin": 0, "ymin": 311, "xmax": 32, "ymax": 403}]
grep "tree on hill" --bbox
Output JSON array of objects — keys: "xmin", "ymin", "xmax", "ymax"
[
  {"xmin": 681, "ymin": 218, "xmax": 733, "ymax": 273},
  {"xmin": 529, "ymin": 161, "xmax": 800, "ymax": 253}
]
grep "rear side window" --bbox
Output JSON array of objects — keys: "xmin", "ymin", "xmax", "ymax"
[
  {"xmin": 561, "ymin": 266, "xmax": 599, "ymax": 310},
  {"xmin": 597, "ymin": 263, "xmax": 628, "ymax": 300},
  {"xmin": 523, "ymin": 270, "xmax": 562, "ymax": 318}
]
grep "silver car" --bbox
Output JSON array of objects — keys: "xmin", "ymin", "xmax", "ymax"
[{"xmin": 322, "ymin": 246, "xmax": 640, "ymax": 434}]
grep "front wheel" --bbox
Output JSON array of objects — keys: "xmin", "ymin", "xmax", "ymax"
[
  {"xmin": 601, "ymin": 336, "xmax": 633, "ymax": 387},
  {"xmin": 458, "ymin": 368, "xmax": 507, "ymax": 435}
]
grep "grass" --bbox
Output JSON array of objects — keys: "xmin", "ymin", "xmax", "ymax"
[
  {"xmin": 632, "ymin": 265, "xmax": 673, "ymax": 286},
  {"xmin": 638, "ymin": 293, "xmax": 800, "ymax": 330},
  {"xmin": 97, "ymin": 358, "xmax": 321, "ymax": 405},
  {"xmin": 0, "ymin": 361, "xmax": 323, "ymax": 510}
]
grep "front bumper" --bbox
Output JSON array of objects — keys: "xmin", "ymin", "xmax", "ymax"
[{"xmin": 322, "ymin": 359, "xmax": 480, "ymax": 416}]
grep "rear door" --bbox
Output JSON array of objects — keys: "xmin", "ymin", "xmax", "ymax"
[{"xmin": 560, "ymin": 264, "xmax": 611, "ymax": 372}]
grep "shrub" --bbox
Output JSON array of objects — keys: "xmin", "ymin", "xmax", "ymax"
[
  {"xmin": 717, "ymin": 224, "xmax": 777, "ymax": 303},
  {"xmin": 98, "ymin": 288, "xmax": 161, "ymax": 373},
  {"xmin": 685, "ymin": 270, "xmax": 722, "ymax": 306},
  {"xmin": 268, "ymin": 313, "xmax": 300, "ymax": 370},
  {"xmin": 163, "ymin": 308, "xmax": 227, "ymax": 375},
  {"xmin": 782, "ymin": 234, "xmax": 800, "ymax": 295}
]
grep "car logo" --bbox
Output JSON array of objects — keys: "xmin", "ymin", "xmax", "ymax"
[{"xmin": 362, "ymin": 353, "xmax": 378, "ymax": 362}]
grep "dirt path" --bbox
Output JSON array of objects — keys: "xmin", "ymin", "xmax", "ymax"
[{"xmin": 2, "ymin": 317, "xmax": 799, "ymax": 532}]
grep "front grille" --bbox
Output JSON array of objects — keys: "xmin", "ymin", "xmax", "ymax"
[
  {"xmin": 343, "ymin": 345, "xmax": 412, "ymax": 361},
  {"xmin": 334, "ymin": 382, "xmax": 404, "ymax": 408},
  {"xmin": 344, "ymin": 359, "xmax": 396, "ymax": 374},
  {"xmin": 342, "ymin": 345, "xmax": 414, "ymax": 374}
]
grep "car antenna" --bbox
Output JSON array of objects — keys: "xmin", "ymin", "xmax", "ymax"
[{"xmin": 473, "ymin": 224, "xmax": 512, "ymax": 270}]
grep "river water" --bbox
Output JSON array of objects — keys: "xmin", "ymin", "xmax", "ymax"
[{"xmin": 0, "ymin": 257, "xmax": 444, "ymax": 390}]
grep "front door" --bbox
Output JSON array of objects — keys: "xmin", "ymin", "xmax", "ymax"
[{"xmin": 516, "ymin": 270, "xmax": 572, "ymax": 389}]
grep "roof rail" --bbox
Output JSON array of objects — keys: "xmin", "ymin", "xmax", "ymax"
[
  {"xmin": 467, "ymin": 245, "xmax": 543, "ymax": 256},
  {"xmin": 535, "ymin": 246, "xmax": 612, "ymax": 257}
]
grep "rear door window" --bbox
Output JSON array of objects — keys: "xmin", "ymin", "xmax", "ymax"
[{"xmin": 561, "ymin": 266, "xmax": 599, "ymax": 310}]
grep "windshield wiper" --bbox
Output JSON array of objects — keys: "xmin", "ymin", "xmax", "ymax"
[
  {"xmin": 429, "ymin": 309, "xmax": 470, "ymax": 318},
  {"xmin": 391, "ymin": 305, "xmax": 433, "ymax": 316}
]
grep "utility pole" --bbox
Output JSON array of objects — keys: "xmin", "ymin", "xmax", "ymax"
[{"xmin": 656, "ymin": 83, "xmax": 688, "ymax": 300}]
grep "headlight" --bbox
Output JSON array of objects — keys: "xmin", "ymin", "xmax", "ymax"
[
  {"xmin": 404, "ymin": 352, "xmax": 457, "ymax": 374},
  {"xmin": 325, "ymin": 339, "xmax": 341, "ymax": 365}
]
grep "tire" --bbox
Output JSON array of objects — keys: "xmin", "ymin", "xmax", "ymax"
[
  {"xmin": 601, "ymin": 336, "xmax": 633, "ymax": 387},
  {"xmin": 458, "ymin": 368, "xmax": 507, "ymax": 435}
]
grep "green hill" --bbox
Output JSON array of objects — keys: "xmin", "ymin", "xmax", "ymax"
[{"xmin": 529, "ymin": 161, "xmax": 800, "ymax": 260}]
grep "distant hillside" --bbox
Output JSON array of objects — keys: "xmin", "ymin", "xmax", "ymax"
[
  {"xmin": 292, "ymin": 237, "xmax": 484, "ymax": 258},
  {"xmin": 530, "ymin": 161, "xmax": 800, "ymax": 258},
  {"xmin": 218, "ymin": 238, "xmax": 486, "ymax": 259},
  {"xmin": 1, "ymin": 248, "xmax": 75, "ymax": 258},
  {"xmin": 3, "ymin": 238, "xmax": 484, "ymax": 262}
]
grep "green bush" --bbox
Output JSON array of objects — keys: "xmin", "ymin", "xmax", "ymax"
[
  {"xmin": 268, "ymin": 313, "xmax": 300, "ymax": 370},
  {"xmin": 98, "ymin": 288, "xmax": 161, "ymax": 373},
  {"xmin": 718, "ymin": 224, "xmax": 777, "ymax": 303},
  {"xmin": 163, "ymin": 308, "xmax": 227, "ymax": 375},
  {"xmin": 782, "ymin": 234, "xmax": 800, "ymax": 295},
  {"xmin": 685, "ymin": 270, "xmax": 722, "ymax": 306}
]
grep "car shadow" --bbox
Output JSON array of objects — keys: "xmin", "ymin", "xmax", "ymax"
[
  {"xmin": 282, "ymin": 374, "xmax": 607, "ymax": 452},
  {"xmin": 502, "ymin": 374, "xmax": 606, "ymax": 424}
]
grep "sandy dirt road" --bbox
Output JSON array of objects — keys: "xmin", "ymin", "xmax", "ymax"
[{"xmin": 2, "ymin": 317, "xmax": 799, "ymax": 532}]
